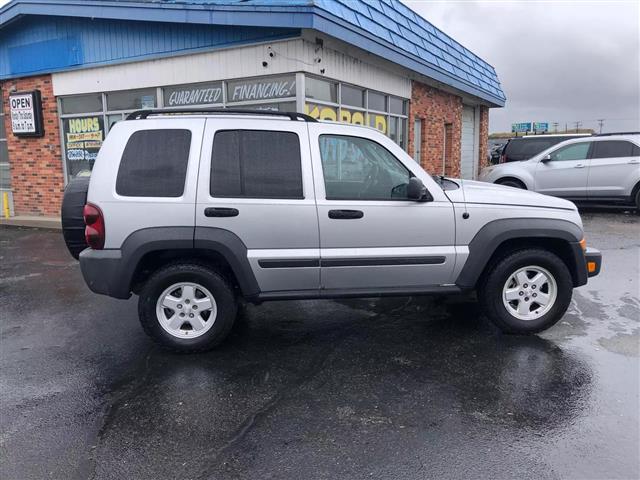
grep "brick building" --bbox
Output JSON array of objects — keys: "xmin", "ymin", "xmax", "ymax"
[{"xmin": 0, "ymin": 0, "xmax": 504, "ymax": 217}]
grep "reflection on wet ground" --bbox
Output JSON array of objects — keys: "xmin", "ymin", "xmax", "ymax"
[{"xmin": 0, "ymin": 210, "xmax": 638, "ymax": 479}]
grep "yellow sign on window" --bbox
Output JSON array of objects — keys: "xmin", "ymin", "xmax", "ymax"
[{"xmin": 305, "ymin": 103, "xmax": 387, "ymax": 134}]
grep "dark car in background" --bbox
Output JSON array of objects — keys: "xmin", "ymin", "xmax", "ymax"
[
  {"xmin": 489, "ymin": 143, "xmax": 505, "ymax": 164},
  {"xmin": 500, "ymin": 134, "xmax": 591, "ymax": 163}
]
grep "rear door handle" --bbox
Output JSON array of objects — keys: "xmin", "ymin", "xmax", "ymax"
[
  {"xmin": 628, "ymin": 159, "xmax": 639, "ymax": 164},
  {"xmin": 574, "ymin": 164, "xmax": 585, "ymax": 169},
  {"xmin": 204, "ymin": 207, "xmax": 239, "ymax": 217},
  {"xmin": 328, "ymin": 209, "xmax": 364, "ymax": 219}
]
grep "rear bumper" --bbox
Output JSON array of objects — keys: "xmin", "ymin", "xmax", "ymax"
[
  {"xmin": 585, "ymin": 247, "xmax": 602, "ymax": 278},
  {"xmin": 79, "ymin": 248, "xmax": 131, "ymax": 299}
]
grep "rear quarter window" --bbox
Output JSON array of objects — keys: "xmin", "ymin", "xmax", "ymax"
[{"xmin": 116, "ymin": 129, "xmax": 191, "ymax": 197}]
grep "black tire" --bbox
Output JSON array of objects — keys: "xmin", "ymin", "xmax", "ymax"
[
  {"xmin": 60, "ymin": 176, "xmax": 90, "ymax": 259},
  {"xmin": 478, "ymin": 249, "xmax": 573, "ymax": 334},
  {"xmin": 138, "ymin": 262, "xmax": 238, "ymax": 352},
  {"xmin": 496, "ymin": 178, "xmax": 526, "ymax": 189},
  {"xmin": 635, "ymin": 187, "xmax": 640, "ymax": 212}
]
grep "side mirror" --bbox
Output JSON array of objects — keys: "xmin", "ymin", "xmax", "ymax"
[
  {"xmin": 407, "ymin": 177, "xmax": 433, "ymax": 202},
  {"xmin": 541, "ymin": 154, "xmax": 551, "ymax": 162}
]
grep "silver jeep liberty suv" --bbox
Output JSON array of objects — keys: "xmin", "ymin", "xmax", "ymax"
[{"xmin": 61, "ymin": 109, "xmax": 601, "ymax": 352}]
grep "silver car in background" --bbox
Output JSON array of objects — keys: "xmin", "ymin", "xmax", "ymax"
[{"xmin": 479, "ymin": 133, "xmax": 640, "ymax": 209}]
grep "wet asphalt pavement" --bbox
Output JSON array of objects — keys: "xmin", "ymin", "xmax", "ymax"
[{"xmin": 1, "ymin": 210, "xmax": 638, "ymax": 480}]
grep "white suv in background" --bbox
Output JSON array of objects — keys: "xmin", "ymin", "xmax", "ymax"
[{"xmin": 479, "ymin": 133, "xmax": 640, "ymax": 209}]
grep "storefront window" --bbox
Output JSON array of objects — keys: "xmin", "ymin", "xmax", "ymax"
[
  {"xmin": 61, "ymin": 94, "xmax": 102, "ymax": 114},
  {"xmin": 57, "ymin": 73, "xmax": 408, "ymax": 183},
  {"xmin": 304, "ymin": 103, "xmax": 338, "ymax": 121},
  {"xmin": 305, "ymin": 77, "xmax": 337, "ymax": 103},
  {"xmin": 242, "ymin": 102, "xmax": 297, "ymax": 112},
  {"xmin": 62, "ymin": 115, "xmax": 105, "ymax": 178},
  {"xmin": 341, "ymin": 84, "xmax": 365, "ymax": 108},
  {"xmin": 107, "ymin": 113, "xmax": 124, "ymax": 131},
  {"xmin": 388, "ymin": 116, "xmax": 398, "ymax": 144},
  {"xmin": 368, "ymin": 91, "xmax": 386, "ymax": 112},
  {"xmin": 389, "ymin": 96, "xmax": 406, "ymax": 115},
  {"xmin": 304, "ymin": 76, "xmax": 408, "ymax": 149},
  {"xmin": 163, "ymin": 82, "xmax": 223, "ymax": 107},
  {"xmin": 107, "ymin": 88, "xmax": 157, "ymax": 111}
]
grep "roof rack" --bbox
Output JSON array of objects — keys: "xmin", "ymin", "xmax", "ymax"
[
  {"xmin": 126, "ymin": 108, "xmax": 317, "ymax": 122},
  {"xmin": 594, "ymin": 131, "xmax": 640, "ymax": 136}
]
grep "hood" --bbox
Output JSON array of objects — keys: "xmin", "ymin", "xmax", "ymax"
[{"xmin": 444, "ymin": 179, "xmax": 577, "ymax": 211}]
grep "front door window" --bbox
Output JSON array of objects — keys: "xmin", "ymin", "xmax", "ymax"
[{"xmin": 318, "ymin": 135, "xmax": 411, "ymax": 200}]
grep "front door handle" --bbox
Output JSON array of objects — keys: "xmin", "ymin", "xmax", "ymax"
[
  {"xmin": 574, "ymin": 164, "xmax": 586, "ymax": 169},
  {"xmin": 628, "ymin": 159, "xmax": 639, "ymax": 164},
  {"xmin": 204, "ymin": 207, "xmax": 239, "ymax": 217},
  {"xmin": 328, "ymin": 209, "xmax": 364, "ymax": 219}
]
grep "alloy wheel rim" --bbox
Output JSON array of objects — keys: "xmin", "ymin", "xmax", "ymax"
[
  {"xmin": 502, "ymin": 265, "xmax": 557, "ymax": 321},
  {"xmin": 155, "ymin": 282, "xmax": 217, "ymax": 339}
]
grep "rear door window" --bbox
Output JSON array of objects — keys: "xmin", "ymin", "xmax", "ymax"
[
  {"xmin": 591, "ymin": 140, "xmax": 636, "ymax": 158},
  {"xmin": 116, "ymin": 129, "xmax": 192, "ymax": 197},
  {"xmin": 210, "ymin": 130, "xmax": 303, "ymax": 199}
]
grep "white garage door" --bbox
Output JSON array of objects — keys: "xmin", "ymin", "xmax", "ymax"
[{"xmin": 460, "ymin": 106, "xmax": 477, "ymax": 179}]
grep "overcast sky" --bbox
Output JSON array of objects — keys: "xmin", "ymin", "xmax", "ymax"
[{"xmin": 403, "ymin": 0, "xmax": 640, "ymax": 133}]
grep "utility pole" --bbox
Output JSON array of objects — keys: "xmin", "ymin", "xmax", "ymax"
[
  {"xmin": 564, "ymin": 123, "xmax": 568, "ymax": 133},
  {"xmin": 597, "ymin": 119, "xmax": 605, "ymax": 134},
  {"xmin": 552, "ymin": 122, "xmax": 559, "ymax": 133},
  {"xmin": 573, "ymin": 121, "xmax": 582, "ymax": 133}
]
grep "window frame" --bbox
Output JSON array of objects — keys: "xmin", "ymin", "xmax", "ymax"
[
  {"xmin": 209, "ymin": 129, "xmax": 305, "ymax": 200},
  {"xmin": 318, "ymin": 134, "xmax": 414, "ymax": 202}
]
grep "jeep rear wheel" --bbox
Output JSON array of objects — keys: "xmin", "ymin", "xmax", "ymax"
[
  {"xmin": 138, "ymin": 263, "xmax": 237, "ymax": 352},
  {"xmin": 478, "ymin": 249, "xmax": 573, "ymax": 334}
]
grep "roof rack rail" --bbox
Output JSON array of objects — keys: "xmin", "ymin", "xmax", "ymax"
[
  {"xmin": 126, "ymin": 108, "xmax": 317, "ymax": 122},
  {"xmin": 594, "ymin": 131, "xmax": 640, "ymax": 136}
]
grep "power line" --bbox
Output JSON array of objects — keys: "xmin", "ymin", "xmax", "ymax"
[{"xmin": 573, "ymin": 121, "xmax": 582, "ymax": 132}]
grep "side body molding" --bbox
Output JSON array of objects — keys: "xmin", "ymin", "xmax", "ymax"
[{"xmin": 455, "ymin": 218, "xmax": 587, "ymax": 289}]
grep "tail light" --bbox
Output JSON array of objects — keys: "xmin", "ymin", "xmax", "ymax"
[{"xmin": 83, "ymin": 203, "xmax": 105, "ymax": 250}]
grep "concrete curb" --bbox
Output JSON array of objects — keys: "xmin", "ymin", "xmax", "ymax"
[{"xmin": 0, "ymin": 216, "xmax": 62, "ymax": 231}]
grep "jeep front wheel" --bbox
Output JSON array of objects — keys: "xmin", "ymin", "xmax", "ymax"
[
  {"xmin": 138, "ymin": 263, "xmax": 237, "ymax": 352},
  {"xmin": 478, "ymin": 249, "xmax": 573, "ymax": 334}
]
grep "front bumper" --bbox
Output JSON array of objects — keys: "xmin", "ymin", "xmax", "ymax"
[{"xmin": 585, "ymin": 247, "xmax": 602, "ymax": 277}]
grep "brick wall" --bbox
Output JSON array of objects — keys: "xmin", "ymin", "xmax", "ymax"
[
  {"xmin": 408, "ymin": 81, "xmax": 463, "ymax": 177},
  {"xmin": 478, "ymin": 105, "xmax": 489, "ymax": 169},
  {"xmin": 408, "ymin": 81, "xmax": 490, "ymax": 178},
  {"xmin": 1, "ymin": 74, "xmax": 64, "ymax": 216}
]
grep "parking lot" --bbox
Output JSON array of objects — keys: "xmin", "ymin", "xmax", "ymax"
[{"xmin": 0, "ymin": 210, "xmax": 638, "ymax": 480}]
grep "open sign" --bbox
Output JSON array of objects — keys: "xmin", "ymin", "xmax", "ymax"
[{"xmin": 9, "ymin": 90, "xmax": 44, "ymax": 137}]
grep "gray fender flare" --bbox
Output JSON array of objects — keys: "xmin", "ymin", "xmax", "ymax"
[
  {"xmin": 455, "ymin": 218, "xmax": 586, "ymax": 289},
  {"xmin": 112, "ymin": 227, "xmax": 259, "ymax": 298}
]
